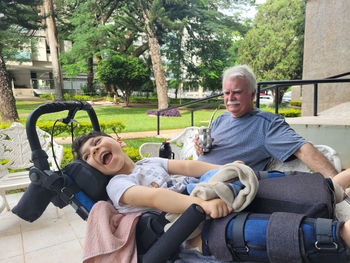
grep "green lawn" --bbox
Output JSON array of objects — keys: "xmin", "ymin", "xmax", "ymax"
[
  {"xmin": 17, "ymin": 100, "xmax": 226, "ymax": 132},
  {"xmin": 15, "ymin": 99, "xmax": 295, "ymax": 165},
  {"xmin": 16, "ymin": 99, "xmax": 293, "ymax": 133}
]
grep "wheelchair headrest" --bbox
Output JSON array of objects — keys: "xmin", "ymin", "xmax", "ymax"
[{"xmin": 63, "ymin": 160, "xmax": 111, "ymax": 202}]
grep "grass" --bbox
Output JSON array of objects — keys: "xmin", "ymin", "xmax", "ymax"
[
  {"xmin": 16, "ymin": 99, "xmax": 52, "ymax": 115},
  {"xmin": 15, "ymin": 99, "xmax": 293, "ymax": 133},
  {"xmin": 16, "ymin": 100, "xmax": 227, "ymax": 132}
]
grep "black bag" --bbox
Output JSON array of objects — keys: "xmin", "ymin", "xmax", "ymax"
[{"xmin": 246, "ymin": 171, "xmax": 335, "ymax": 219}]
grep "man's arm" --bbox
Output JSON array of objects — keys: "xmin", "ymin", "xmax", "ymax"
[
  {"xmin": 120, "ymin": 185, "xmax": 232, "ymax": 218},
  {"xmin": 168, "ymin": 159, "xmax": 221, "ymax": 177},
  {"xmin": 293, "ymin": 142, "xmax": 337, "ymax": 178}
]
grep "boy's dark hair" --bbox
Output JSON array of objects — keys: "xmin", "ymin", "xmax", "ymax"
[{"xmin": 72, "ymin": 131, "xmax": 112, "ymax": 160}]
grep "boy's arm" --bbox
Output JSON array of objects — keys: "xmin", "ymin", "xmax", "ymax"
[
  {"xmin": 168, "ymin": 159, "xmax": 221, "ymax": 177},
  {"xmin": 333, "ymin": 168, "xmax": 350, "ymax": 190},
  {"xmin": 120, "ymin": 185, "xmax": 232, "ymax": 218}
]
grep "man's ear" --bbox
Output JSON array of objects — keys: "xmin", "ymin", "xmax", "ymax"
[{"xmin": 251, "ymin": 91, "xmax": 257, "ymax": 100}]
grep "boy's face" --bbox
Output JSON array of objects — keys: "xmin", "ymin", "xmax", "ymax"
[{"xmin": 80, "ymin": 135, "xmax": 126, "ymax": 175}]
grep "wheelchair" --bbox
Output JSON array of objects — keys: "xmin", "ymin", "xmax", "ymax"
[{"xmin": 12, "ymin": 101, "xmax": 350, "ymax": 263}]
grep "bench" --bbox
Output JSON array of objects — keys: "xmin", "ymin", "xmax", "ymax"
[
  {"xmin": 139, "ymin": 126, "xmax": 342, "ymax": 172},
  {"xmin": 0, "ymin": 122, "xmax": 64, "ymax": 213}
]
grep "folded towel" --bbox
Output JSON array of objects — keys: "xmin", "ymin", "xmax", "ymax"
[
  {"xmin": 83, "ymin": 201, "xmax": 141, "ymax": 263},
  {"xmin": 165, "ymin": 162, "xmax": 258, "ymax": 239},
  {"xmin": 191, "ymin": 162, "xmax": 258, "ymax": 211}
]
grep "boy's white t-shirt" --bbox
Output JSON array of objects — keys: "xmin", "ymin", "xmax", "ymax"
[{"xmin": 106, "ymin": 158, "xmax": 186, "ymax": 214}]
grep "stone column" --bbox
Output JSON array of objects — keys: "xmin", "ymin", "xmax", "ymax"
[{"xmin": 302, "ymin": 0, "xmax": 350, "ymax": 116}]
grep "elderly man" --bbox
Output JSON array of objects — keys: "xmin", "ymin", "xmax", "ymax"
[{"xmin": 194, "ymin": 65, "xmax": 337, "ymax": 178}]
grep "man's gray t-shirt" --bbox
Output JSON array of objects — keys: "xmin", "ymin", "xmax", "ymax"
[{"xmin": 198, "ymin": 109, "xmax": 306, "ymax": 171}]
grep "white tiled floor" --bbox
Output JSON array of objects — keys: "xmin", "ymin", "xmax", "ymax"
[
  {"xmin": 2, "ymin": 191, "xmax": 350, "ymax": 263},
  {"xmin": 0, "ymin": 192, "xmax": 86, "ymax": 263}
]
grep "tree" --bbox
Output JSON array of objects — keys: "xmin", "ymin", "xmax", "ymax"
[
  {"xmin": 238, "ymin": 0, "xmax": 305, "ymax": 101},
  {"xmin": 142, "ymin": 5, "xmax": 168, "ymax": 109},
  {"xmin": 162, "ymin": 0, "xmax": 251, "ymax": 94},
  {"xmin": 58, "ymin": 0, "xmax": 124, "ymax": 94},
  {"xmin": 0, "ymin": 0, "xmax": 43, "ymax": 122},
  {"xmin": 42, "ymin": 0, "xmax": 64, "ymax": 101},
  {"xmin": 58, "ymin": 0, "xmax": 254, "ymax": 108},
  {"xmin": 96, "ymin": 53, "xmax": 149, "ymax": 106}
]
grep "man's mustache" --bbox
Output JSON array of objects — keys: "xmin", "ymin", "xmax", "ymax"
[{"xmin": 227, "ymin": 101, "xmax": 240, "ymax": 105}]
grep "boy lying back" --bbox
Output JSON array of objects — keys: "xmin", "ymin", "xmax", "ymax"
[{"xmin": 72, "ymin": 131, "xmax": 350, "ymax": 255}]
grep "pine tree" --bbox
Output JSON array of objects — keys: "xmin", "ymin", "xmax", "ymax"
[{"xmin": 0, "ymin": 0, "xmax": 43, "ymax": 122}]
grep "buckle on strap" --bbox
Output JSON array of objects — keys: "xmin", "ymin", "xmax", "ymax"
[
  {"xmin": 230, "ymin": 212, "xmax": 250, "ymax": 258},
  {"xmin": 315, "ymin": 241, "xmax": 338, "ymax": 251},
  {"xmin": 60, "ymin": 187, "xmax": 75, "ymax": 204},
  {"xmin": 315, "ymin": 218, "xmax": 339, "ymax": 252},
  {"xmin": 232, "ymin": 245, "xmax": 250, "ymax": 254}
]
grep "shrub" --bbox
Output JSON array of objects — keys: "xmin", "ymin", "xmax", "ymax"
[
  {"xmin": 265, "ymin": 108, "xmax": 301, "ymax": 117},
  {"xmin": 37, "ymin": 120, "xmax": 126, "ymax": 137},
  {"xmin": 60, "ymin": 145, "xmax": 142, "ymax": 167},
  {"xmin": 61, "ymin": 147, "xmax": 74, "ymax": 168},
  {"xmin": 39, "ymin": 94, "xmax": 54, "ymax": 100},
  {"xmin": 123, "ymin": 147, "xmax": 142, "ymax": 162},
  {"xmin": 290, "ymin": 100, "xmax": 302, "ymax": 107},
  {"xmin": 130, "ymin": 96, "xmax": 158, "ymax": 104},
  {"xmin": 147, "ymin": 108, "xmax": 181, "ymax": 117}
]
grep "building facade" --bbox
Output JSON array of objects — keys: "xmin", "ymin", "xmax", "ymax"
[
  {"xmin": 6, "ymin": 31, "xmax": 87, "ymax": 98},
  {"xmin": 302, "ymin": 0, "xmax": 350, "ymax": 116}
]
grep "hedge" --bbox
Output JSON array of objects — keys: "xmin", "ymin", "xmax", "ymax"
[
  {"xmin": 265, "ymin": 108, "xmax": 301, "ymax": 117},
  {"xmin": 61, "ymin": 145, "xmax": 141, "ymax": 167},
  {"xmin": 290, "ymin": 100, "xmax": 302, "ymax": 107},
  {"xmin": 0, "ymin": 120, "xmax": 126, "ymax": 138}
]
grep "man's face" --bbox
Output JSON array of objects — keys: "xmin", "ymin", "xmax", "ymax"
[
  {"xmin": 223, "ymin": 77, "xmax": 256, "ymax": 117},
  {"xmin": 80, "ymin": 136, "xmax": 126, "ymax": 175}
]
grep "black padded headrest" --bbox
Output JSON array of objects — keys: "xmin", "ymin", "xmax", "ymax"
[{"xmin": 63, "ymin": 160, "xmax": 110, "ymax": 202}]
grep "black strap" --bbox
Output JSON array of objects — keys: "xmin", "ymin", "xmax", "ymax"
[
  {"xmin": 315, "ymin": 218, "xmax": 338, "ymax": 251},
  {"xmin": 207, "ymin": 212, "xmax": 239, "ymax": 261},
  {"xmin": 266, "ymin": 212, "xmax": 304, "ymax": 263},
  {"xmin": 59, "ymin": 184, "xmax": 80, "ymax": 204},
  {"xmin": 230, "ymin": 212, "xmax": 250, "ymax": 260},
  {"xmin": 40, "ymin": 170, "xmax": 66, "ymax": 193}
]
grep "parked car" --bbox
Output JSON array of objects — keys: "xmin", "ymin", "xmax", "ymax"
[
  {"xmin": 259, "ymin": 94, "xmax": 274, "ymax": 105},
  {"xmin": 282, "ymin": 91, "xmax": 292, "ymax": 103}
]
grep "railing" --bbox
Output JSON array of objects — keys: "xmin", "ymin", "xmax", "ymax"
[
  {"xmin": 157, "ymin": 72, "xmax": 350, "ymax": 135},
  {"xmin": 156, "ymin": 93, "xmax": 223, "ymax": 135},
  {"xmin": 257, "ymin": 72, "xmax": 350, "ymax": 115}
]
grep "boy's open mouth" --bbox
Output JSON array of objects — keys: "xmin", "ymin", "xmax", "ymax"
[{"xmin": 102, "ymin": 152, "xmax": 113, "ymax": 165}]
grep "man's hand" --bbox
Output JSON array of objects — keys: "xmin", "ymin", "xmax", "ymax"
[
  {"xmin": 194, "ymin": 134, "xmax": 204, "ymax": 156},
  {"xmin": 200, "ymin": 198, "xmax": 233, "ymax": 218}
]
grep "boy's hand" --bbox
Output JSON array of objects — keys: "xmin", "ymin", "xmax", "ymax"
[{"xmin": 200, "ymin": 199, "xmax": 233, "ymax": 218}]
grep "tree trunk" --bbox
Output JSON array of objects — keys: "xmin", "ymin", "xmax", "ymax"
[
  {"xmin": 142, "ymin": 9, "xmax": 168, "ymax": 110},
  {"xmin": 87, "ymin": 57, "xmax": 94, "ymax": 94},
  {"xmin": 0, "ymin": 54, "xmax": 19, "ymax": 122},
  {"xmin": 44, "ymin": 0, "xmax": 64, "ymax": 101}
]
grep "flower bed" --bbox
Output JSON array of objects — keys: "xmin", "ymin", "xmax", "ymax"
[{"xmin": 147, "ymin": 109, "xmax": 181, "ymax": 117}]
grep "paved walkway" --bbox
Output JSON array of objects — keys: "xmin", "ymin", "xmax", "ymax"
[
  {"xmin": 286, "ymin": 102, "xmax": 350, "ymax": 125},
  {"xmin": 54, "ymin": 128, "xmax": 185, "ymax": 144}
]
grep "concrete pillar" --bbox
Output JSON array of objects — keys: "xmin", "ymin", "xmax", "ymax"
[
  {"xmin": 291, "ymin": 85, "xmax": 302, "ymax": 101},
  {"xmin": 302, "ymin": 0, "xmax": 350, "ymax": 116}
]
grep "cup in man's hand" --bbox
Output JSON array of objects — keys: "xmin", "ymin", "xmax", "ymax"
[{"xmin": 199, "ymin": 127, "xmax": 212, "ymax": 153}]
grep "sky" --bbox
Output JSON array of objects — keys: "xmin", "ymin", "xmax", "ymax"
[
  {"xmin": 220, "ymin": 0, "xmax": 267, "ymax": 19},
  {"xmin": 246, "ymin": 0, "xmax": 267, "ymax": 18}
]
